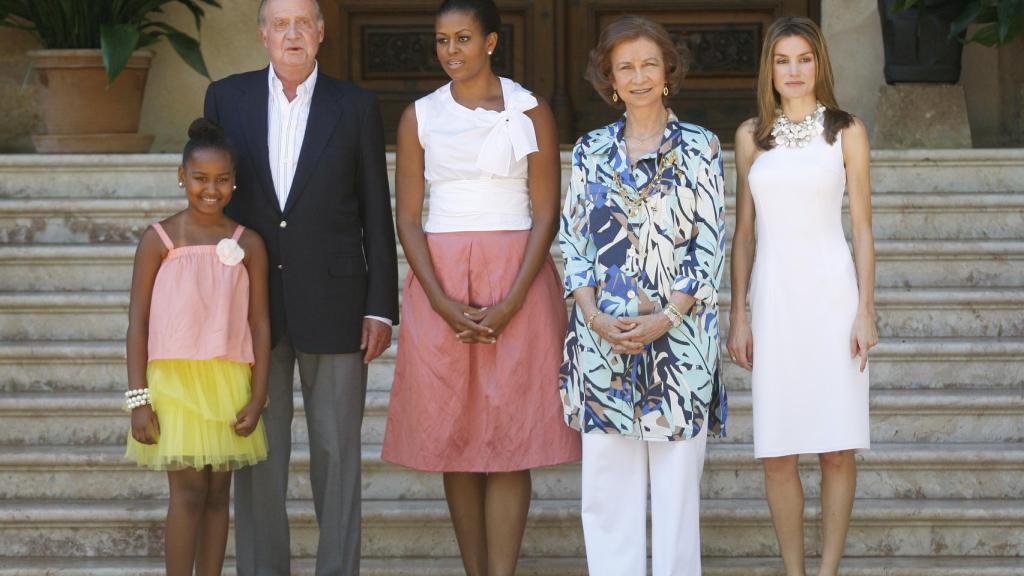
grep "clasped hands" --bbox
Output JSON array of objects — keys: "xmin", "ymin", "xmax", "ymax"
[
  {"xmin": 591, "ymin": 312, "xmax": 673, "ymax": 354},
  {"xmin": 434, "ymin": 296, "xmax": 520, "ymax": 344}
]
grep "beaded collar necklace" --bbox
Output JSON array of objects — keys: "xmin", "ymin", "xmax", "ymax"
[{"xmin": 772, "ymin": 102, "xmax": 825, "ymax": 148}]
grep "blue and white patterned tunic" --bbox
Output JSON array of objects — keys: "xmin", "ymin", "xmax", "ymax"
[{"xmin": 558, "ymin": 111, "xmax": 727, "ymax": 442}]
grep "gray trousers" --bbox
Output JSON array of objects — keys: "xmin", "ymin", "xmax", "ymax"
[{"xmin": 235, "ymin": 334, "xmax": 367, "ymax": 576}]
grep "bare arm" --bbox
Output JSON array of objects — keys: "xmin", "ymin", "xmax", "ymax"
[
  {"xmin": 472, "ymin": 98, "xmax": 562, "ymax": 336},
  {"xmin": 727, "ymin": 120, "xmax": 758, "ymax": 371},
  {"xmin": 843, "ymin": 117, "xmax": 878, "ymax": 372},
  {"xmin": 126, "ymin": 228, "xmax": 165, "ymax": 444},
  {"xmin": 393, "ymin": 103, "xmax": 491, "ymax": 342},
  {"xmin": 234, "ymin": 229, "xmax": 270, "ymax": 436}
]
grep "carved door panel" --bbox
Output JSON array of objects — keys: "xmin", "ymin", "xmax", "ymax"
[{"xmin": 320, "ymin": 0, "xmax": 819, "ymax": 144}]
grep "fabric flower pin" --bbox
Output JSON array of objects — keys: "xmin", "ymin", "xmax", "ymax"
[{"xmin": 216, "ymin": 238, "xmax": 245, "ymax": 266}]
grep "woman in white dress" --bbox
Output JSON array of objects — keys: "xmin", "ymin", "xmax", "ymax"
[{"xmin": 728, "ymin": 17, "xmax": 878, "ymax": 576}]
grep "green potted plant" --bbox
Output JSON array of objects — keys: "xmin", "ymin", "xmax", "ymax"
[{"xmin": 0, "ymin": 0, "xmax": 221, "ymax": 153}]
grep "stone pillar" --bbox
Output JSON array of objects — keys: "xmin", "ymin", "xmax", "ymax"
[
  {"xmin": 961, "ymin": 34, "xmax": 1024, "ymax": 147},
  {"xmin": 823, "ymin": 0, "xmax": 886, "ymax": 137},
  {"xmin": 872, "ymin": 84, "xmax": 972, "ymax": 148}
]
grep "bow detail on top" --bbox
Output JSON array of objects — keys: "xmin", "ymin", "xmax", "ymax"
[{"xmin": 474, "ymin": 82, "xmax": 540, "ymax": 177}]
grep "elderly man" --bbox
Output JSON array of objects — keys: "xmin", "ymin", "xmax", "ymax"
[{"xmin": 203, "ymin": 0, "xmax": 399, "ymax": 573}]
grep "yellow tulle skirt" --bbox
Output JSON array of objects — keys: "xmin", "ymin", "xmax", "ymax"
[{"xmin": 125, "ymin": 359, "xmax": 268, "ymax": 471}]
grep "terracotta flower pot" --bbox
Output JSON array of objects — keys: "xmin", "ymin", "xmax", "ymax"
[{"xmin": 28, "ymin": 49, "xmax": 155, "ymax": 153}]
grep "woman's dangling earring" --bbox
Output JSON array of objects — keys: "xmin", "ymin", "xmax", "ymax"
[
  {"xmin": 612, "ymin": 90, "xmax": 619, "ymax": 103},
  {"xmin": 663, "ymin": 84, "xmax": 669, "ymax": 96}
]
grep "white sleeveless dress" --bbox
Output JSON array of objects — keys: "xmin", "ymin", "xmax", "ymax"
[{"xmin": 746, "ymin": 124, "xmax": 870, "ymax": 458}]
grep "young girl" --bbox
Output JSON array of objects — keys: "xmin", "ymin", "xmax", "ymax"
[{"xmin": 125, "ymin": 118, "xmax": 271, "ymax": 576}]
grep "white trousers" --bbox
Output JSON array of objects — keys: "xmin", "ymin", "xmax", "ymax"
[{"xmin": 581, "ymin": 427, "xmax": 708, "ymax": 576}]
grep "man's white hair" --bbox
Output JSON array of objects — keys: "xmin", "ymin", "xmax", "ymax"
[{"xmin": 258, "ymin": 0, "xmax": 324, "ymax": 26}]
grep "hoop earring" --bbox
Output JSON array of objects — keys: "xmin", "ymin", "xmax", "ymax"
[
  {"xmin": 663, "ymin": 84, "xmax": 669, "ymax": 96},
  {"xmin": 612, "ymin": 90, "xmax": 619, "ymax": 103}
]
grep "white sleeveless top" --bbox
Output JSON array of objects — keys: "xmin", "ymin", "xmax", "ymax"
[{"xmin": 415, "ymin": 77, "xmax": 539, "ymax": 233}]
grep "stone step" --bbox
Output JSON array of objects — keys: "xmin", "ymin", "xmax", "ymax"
[
  {"xmin": 3, "ymin": 150, "xmax": 1023, "ymax": 199},
  {"xmin": 2, "ymin": 442, "xmax": 1020, "ymax": 501},
  {"xmin": 358, "ymin": 389, "xmax": 1024, "ymax": 445},
  {"xmin": 2, "ymin": 337, "xmax": 1021, "ymax": 394},
  {"xmin": 1, "ymin": 240, "xmax": 1021, "ymax": 292},
  {"xmin": 1, "ymin": 388, "xmax": 1020, "ymax": 447},
  {"xmin": 2, "ymin": 190, "xmax": 1021, "ymax": 243},
  {"xmin": 0, "ymin": 498, "xmax": 1020, "ymax": 558},
  {"xmin": 0, "ymin": 199, "xmax": 182, "ymax": 244},
  {"xmin": 2, "ymin": 556, "xmax": 1022, "ymax": 576},
  {"xmin": 2, "ymin": 287, "xmax": 1021, "ymax": 340}
]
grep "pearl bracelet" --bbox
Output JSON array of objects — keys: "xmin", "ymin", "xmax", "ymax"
[{"xmin": 124, "ymin": 388, "xmax": 151, "ymax": 410}]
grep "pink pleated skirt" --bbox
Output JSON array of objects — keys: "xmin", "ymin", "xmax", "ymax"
[{"xmin": 382, "ymin": 230, "xmax": 582, "ymax": 472}]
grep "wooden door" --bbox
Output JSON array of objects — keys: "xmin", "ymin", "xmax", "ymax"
[{"xmin": 320, "ymin": 0, "xmax": 820, "ymax": 145}]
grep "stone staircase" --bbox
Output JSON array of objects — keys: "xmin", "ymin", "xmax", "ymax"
[{"xmin": 0, "ymin": 151, "xmax": 1022, "ymax": 574}]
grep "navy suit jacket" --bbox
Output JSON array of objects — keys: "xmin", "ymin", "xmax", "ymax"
[{"xmin": 204, "ymin": 67, "xmax": 399, "ymax": 353}]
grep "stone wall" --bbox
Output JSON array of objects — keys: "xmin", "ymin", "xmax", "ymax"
[
  {"xmin": 139, "ymin": 0, "xmax": 265, "ymax": 152},
  {"xmin": 824, "ymin": 0, "xmax": 1021, "ymax": 148},
  {"xmin": 0, "ymin": 28, "xmax": 40, "ymax": 152}
]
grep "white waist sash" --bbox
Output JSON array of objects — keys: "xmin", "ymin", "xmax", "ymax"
[{"xmin": 424, "ymin": 178, "xmax": 532, "ymax": 233}]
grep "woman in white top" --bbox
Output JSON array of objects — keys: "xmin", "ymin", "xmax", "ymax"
[
  {"xmin": 728, "ymin": 17, "xmax": 878, "ymax": 576},
  {"xmin": 381, "ymin": 1, "xmax": 581, "ymax": 574}
]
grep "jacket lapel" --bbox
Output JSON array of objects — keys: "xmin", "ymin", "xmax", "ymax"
[
  {"xmin": 239, "ymin": 68, "xmax": 280, "ymax": 214},
  {"xmin": 283, "ymin": 72, "xmax": 343, "ymax": 215}
]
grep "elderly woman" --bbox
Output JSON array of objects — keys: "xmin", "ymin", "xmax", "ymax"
[{"xmin": 558, "ymin": 15, "xmax": 727, "ymax": 576}]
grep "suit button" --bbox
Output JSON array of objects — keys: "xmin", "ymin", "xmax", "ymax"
[
  {"xmin": 277, "ymin": 264, "xmax": 286, "ymax": 270},
  {"xmin": 279, "ymin": 220, "xmax": 287, "ymax": 228}
]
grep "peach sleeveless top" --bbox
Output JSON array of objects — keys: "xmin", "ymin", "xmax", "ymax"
[{"xmin": 147, "ymin": 223, "xmax": 255, "ymax": 365}]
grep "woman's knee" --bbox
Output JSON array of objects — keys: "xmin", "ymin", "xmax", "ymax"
[
  {"xmin": 819, "ymin": 450, "xmax": 854, "ymax": 471},
  {"xmin": 762, "ymin": 455, "xmax": 800, "ymax": 481}
]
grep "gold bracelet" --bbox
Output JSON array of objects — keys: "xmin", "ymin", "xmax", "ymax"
[
  {"xmin": 586, "ymin": 310, "xmax": 601, "ymax": 330},
  {"xmin": 662, "ymin": 303, "xmax": 684, "ymax": 328}
]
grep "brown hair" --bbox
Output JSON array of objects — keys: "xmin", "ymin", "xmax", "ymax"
[
  {"xmin": 585, "ymin": 16, "xmax": 689, "ymax": 108},
  {"xmin": 754, "ymin": 16, "xmax": 852, "ymax": 150}
]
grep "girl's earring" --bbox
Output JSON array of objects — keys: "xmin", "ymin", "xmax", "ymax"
[
  {"xmin": 663, "ymin": 84, "xmax": 669, "ymax": 96},
  {"xmin": 233, "ymin": 185, "xmax": 237, "ymax": 190},
  {"xmin": 612, "ymin": 90, "xmax": 619, "ymax": 103},
  {"xmin": 178, "ymin": 181, "xmax": 183, "ymax": 188},
  {"xmin": 487, "ymin": 50, "xmax": 493, "ymax": 55}
]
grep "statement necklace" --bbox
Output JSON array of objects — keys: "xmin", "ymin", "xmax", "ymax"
[
  {"xmin": 612, "ymin": 151, "xmax": 675, "ymax": 219},
  {"xmin": 772, "ymin": 102, "xmax": 825, "ymax": 148}
]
